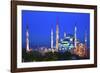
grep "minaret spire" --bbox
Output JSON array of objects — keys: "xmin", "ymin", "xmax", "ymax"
[
  {"xmin": 84, "ymin": 31, "xmax": 88, "ymax": 57},
  {"xmin": 64, "ymin": 32, "xmax": 66, "ymax": 38},
  {"xmin": 56, "ymin": 18, "xmax": 59, "ymax": 50},
  {"xmin": 74, "ymin": 25, "xmax": 77, "ymax": 48},
  {"xmin": 85, "ymin": 31, "xmax": 87, "ymax": 46},
  {"xmin": 51, "ymin": 28, "xmax": 53, "ymax": 49},
  {"xmin": 26, "ymin": 25, "xmax": 30, "ymax": 52}
]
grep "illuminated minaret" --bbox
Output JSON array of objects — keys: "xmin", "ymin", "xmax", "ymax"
[
  {"xmin": 64, "ymin": 32, "xmax": 66, "ymax": 38},
  {"xmin": 26, "ymin": 25, "xmax": 30, "ymax": 52},
  {"xmin": 56, "ymin": 21, "xmax": 59, "ymax": 50},
  {"xmin": 85, "ymin": 31, "xmax": 87, "ymax": 46},
  {"xmin": 51, "ymin": 28, "xmax": 53, "ymax": 49},
  {"xmin": 84, "ymin": 31, "xmax": 87, "ymax": 56},
  {"xmin": 74, "ymin": 25, "xmax": 77, "ymax": 48}
]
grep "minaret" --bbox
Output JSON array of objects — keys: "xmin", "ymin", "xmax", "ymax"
[
  {"xmin": 85, "ymin": 31, "xmax": 87, "ymax": 46},
  {"xmin": 56, "ymin": 21, "xmax": 59, "ymax": 50},
  {"xmin": 26, "ymin": 25, "xmax": 30, "ymax": 52},
  {"xmin": 84, "ymin": 31, "xmax": 87, "ymax": 56},
  {"xmin": 74, "ymin": 25, "xmax": 77, "ymax": 48},
  {"xmin": 51, "ymin": 28, "xmax": 53, "ymax": 49},
  {"xmin": 64, "ymin": 32, "xmax": 66, "ymax": 38}
]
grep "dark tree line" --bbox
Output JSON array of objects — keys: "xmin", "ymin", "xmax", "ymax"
[{"xmin": 22, "ymin": 49, "xmax": 89, "ymax": 62}]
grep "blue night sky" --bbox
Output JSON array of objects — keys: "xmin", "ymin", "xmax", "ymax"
[{"xmin": 22, "ymin": 10, "xmax": 90, "ymax": 49}]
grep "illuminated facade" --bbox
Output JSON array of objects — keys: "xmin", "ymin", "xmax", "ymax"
[
  {"xmin": 58, "ymin": 35, "xmax": 74, "ymax": 52},
  {"xmin": 74, "ymin": 32, "xmax": 88, "ymax": 58}
]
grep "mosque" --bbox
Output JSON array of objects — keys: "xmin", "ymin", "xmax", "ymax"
[{"xmin": 25, "ymin": 20, "xmax": 88, "ymax": 58}]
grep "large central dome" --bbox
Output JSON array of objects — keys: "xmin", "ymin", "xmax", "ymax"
[{"xmin": 58, "ymin": 34, "xmax": 75, "ymax": 51}]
